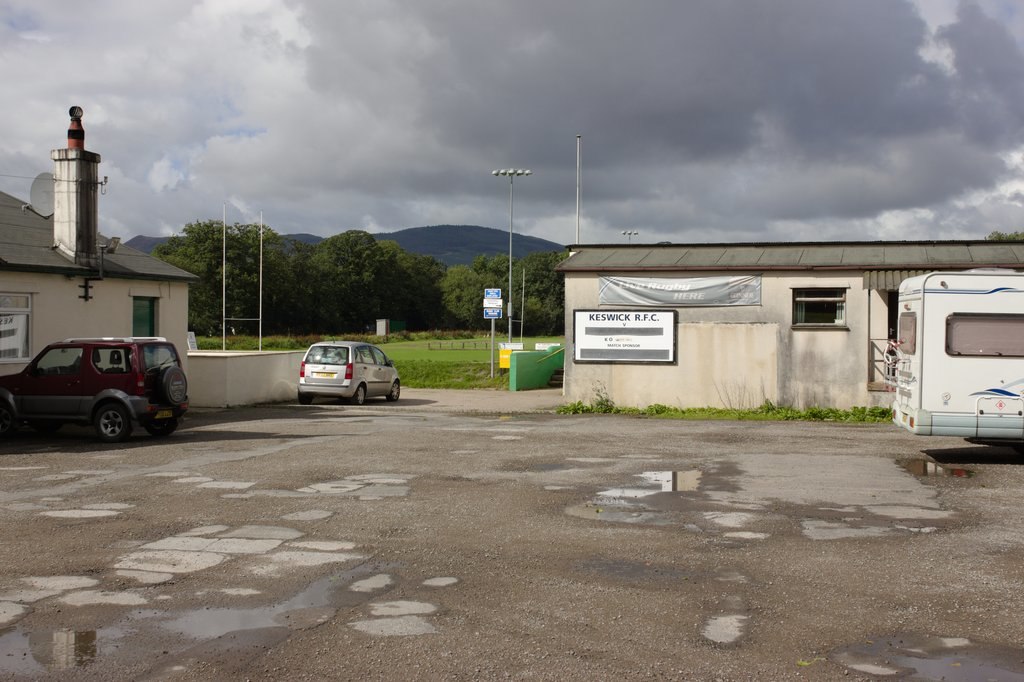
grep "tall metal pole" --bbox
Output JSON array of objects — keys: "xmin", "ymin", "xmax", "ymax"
[
  {"xmin": 221, "ymin": 203, "xmax": 226, "ymax": 351},
  {"xmin": 576, "ymin": 135, "xmax": 581, "ymax": 244},
  {"xmin": 520, "ymin": 267, "xmax": 526, "ymax": 345},
  {"xmin": 493, "ymin": 169, "xmax": 531, "ymax": 345},
  {"xmin": 258, "ymin": 211, "xmax": 264, "ymax": 352},
  {"xmin": 508, "ymin": 175, "xmax": 514, "ymax": 345}
]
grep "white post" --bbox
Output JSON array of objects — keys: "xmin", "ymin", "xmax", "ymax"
[
  {"xmin": 258, "ymin": 211, "xmax": 264, "ymax": 352},
  {"xmin": 222, "ymin": 203, "xmax": 226, "ymax": 351},
  {"xmin": 576, "ymin": 135, "xmax": 581, "ymax": 244}
]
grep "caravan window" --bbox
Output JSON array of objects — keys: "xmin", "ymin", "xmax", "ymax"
[
  {"xmin": 946, "ymin": 314, "xmax": 1024, "ymax": 357},
  {"xmin": 898, "ymin": 313, "xmax": 917, "ymax": 355}
]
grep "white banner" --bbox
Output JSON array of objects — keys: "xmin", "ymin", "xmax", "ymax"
[{"xmin": 599, "ymin": 275, "xmax": 761, "ymax": 307}]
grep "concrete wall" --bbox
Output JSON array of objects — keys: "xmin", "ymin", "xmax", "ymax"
[
  {"xmin": 187, "ymin": 351, "xmax": 303, "ymax": 408},
  {"xmin": 0, "ymin": 271, "xmax": 191, "ymax": 375},
  {"xmin": 563, "ymin": 270, "xmax": 888, "ymax": 410}
]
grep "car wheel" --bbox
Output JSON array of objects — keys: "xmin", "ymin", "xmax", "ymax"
[
  {"xmin": 143, "ymin": 418, "xmax": 178, "ymax": 437},
  {"xmin": 160, "ymin": 366, "xmax": 188, "ymax": 406},
  {"xmin": 385, "ymin": 380, "xmax": 400, "ymax": 402},
  {"xmin": 29, "ymin": 420, "xmax": 62, "ymax": 434},
  {"xmin": 95, "ymin": 403, "xmax": 132, "ymax": 443},
  {"xmin": 0, "ymin": 403, "xmax": 15, "ymax": 438},
  {"xmin": 298, "ymin": 392, "xmax": 314, "ymax": 405},
  {"xmin": 350, "ymin": 384, "xmax": 367, "ymax": 405}
]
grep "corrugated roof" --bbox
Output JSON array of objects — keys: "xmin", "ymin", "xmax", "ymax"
[
  {"xmin": 557, "ymin": 241, "xmax": 1024, "ymax": 274},
  {"xmin": 0, "ymin": 190, "xmax": 196, "ymax": 281}
]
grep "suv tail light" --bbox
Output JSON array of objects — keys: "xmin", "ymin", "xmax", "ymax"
[
  {"xmin": 134, "ymin": 372, "xmax": 146, "ymax": 396},
  {"xmin": 345, "ymin": 362, "xmax": 353, "ymax": 380},
  {"xmin": 300, "ymin": 361, "xmax": 306, "ymax": 378}
]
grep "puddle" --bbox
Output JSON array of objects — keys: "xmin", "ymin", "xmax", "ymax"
[
  {"xmin": 903, "ymin": 459, "xmax": 974, "ymax": 478},
  {"xmin": 832, "ymin": 634, "xmax": 1024, "ymax": 680},
  {"xmin": 160, "ymin": 562, "xmax": 391, "ymax": 640},
  {"xmin": 567, "ymin": 470, "xmax": 704, "ymax": 526},
  {"xmin": 638, "ymin": 470, "xmax": 702, "ymax": 491},
  {"xmin": 0, "ymin": 627, "xmax": 123, "ymax": 674}
]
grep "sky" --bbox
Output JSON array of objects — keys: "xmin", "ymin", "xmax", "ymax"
[{"xmin": 2, "ymin": 0, "xmax": 1024, "ymax": 247}]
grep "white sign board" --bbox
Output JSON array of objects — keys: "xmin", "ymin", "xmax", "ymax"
[
  {"xmin": 483, "ymin": 298, "xmax": 503, "ymax": 308},
  {"xmin": 573, "ymin": 309, "xmax": 676, "ymax": 363},
  {"xmin": 186, "ymin": 331, "xmax": 198, "ymax": 351},
  {"xmin": 499, "ymin": 342, "xmax": 524, "ymax": 350}
]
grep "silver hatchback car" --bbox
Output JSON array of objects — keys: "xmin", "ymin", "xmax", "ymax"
[{"xmin": 298, "ymin": 341, "xmax": 400, "ymax": 405}]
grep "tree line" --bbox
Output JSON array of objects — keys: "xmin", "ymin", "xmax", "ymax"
[{"xmin": 153, "ymin": 220, "xmax": 567, "ymax": 337}]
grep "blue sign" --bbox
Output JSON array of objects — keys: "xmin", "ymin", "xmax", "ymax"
[
  {"xmin": 484, "ymin": 308, "xmax": 502, "ymax": 319},
  {"xmin": 484, "ymin": 288, "xmax": 501, "ymax": 299}
]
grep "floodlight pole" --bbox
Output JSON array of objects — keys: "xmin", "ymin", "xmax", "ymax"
[{"xmin": 492, "ymin": 169, "xmax": 531, "ymax": 344}]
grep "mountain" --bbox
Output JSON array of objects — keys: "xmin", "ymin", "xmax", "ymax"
[{"xmin": 124, "ymin": 224, "xmax": 564, "ymax": 266}]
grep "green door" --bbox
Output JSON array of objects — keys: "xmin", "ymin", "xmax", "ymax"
[{"xmin": 132, "ymin": 297, "xmax": 156, "ymax": 336}]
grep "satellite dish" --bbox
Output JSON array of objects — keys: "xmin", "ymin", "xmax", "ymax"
[{"xmin": 29, "ymin": 172, "xmax": 54, "ymax": 218}]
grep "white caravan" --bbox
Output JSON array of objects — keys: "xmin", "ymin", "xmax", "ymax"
[{"xmin": 891, "ymin": 269, "xmax": 1024, "ymax": 451}]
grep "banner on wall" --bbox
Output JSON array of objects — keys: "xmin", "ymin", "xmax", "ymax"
[{"xmin": 598, "ymin": 275, "xmax": 761, "ymax": 307}]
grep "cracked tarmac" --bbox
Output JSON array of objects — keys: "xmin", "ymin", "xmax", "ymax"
[{"xmin": 0, "ymin": 392, "xmax": 1023, "ymax": 679}]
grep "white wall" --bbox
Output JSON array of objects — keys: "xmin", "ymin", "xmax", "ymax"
[
  {"xmin": 187, "ymin": 351, "xmax": 303, "ymax": 407},
  {"xmin": 564, "ymin": 271, "xmax": 889, "ymax": 409},
  {"xmin": 0, "ymin": 271, "xmax": 191, "ymax": 374}
]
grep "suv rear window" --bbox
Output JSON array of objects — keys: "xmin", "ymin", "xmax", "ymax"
[
  {"xmin": 142, "ymin": 344, "xmax": 180, "ymax": 371},
  {"xmin": 306, "ymin": 346, "xmax": 349, "ymax": 365}
]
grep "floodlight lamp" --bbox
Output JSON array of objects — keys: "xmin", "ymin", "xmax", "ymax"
[{"xmin": 492, "ymin": 170, "xmax": 499, "ymax": 176}]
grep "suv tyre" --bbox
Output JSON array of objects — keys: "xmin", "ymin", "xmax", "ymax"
[
  {"xmin": 161, "ymin": 366, "xmax": 188, "ymax": 405},
  {"xmin": 0, "ymin": 404, "xmax": 14, "ymax": 437},
  {"xmin": 143, "ymin": 418, "xmax": 179, "ymax": 437},
  {"xmin": 95, "ymin": 403, "xmax": 133, "ymax": 443}
]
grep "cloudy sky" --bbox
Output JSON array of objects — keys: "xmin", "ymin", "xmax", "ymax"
[{"xmin": 3, "ymin": 0, "xmax": 1024, "ymax": 246}]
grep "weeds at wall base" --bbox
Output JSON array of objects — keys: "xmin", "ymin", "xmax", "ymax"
[{"xmin": 556, "ymin": 399, "xmax": 892, "ymax": 423}]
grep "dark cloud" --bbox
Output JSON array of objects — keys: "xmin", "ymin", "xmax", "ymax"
[{"xmin": 2, "ymin": 1, "xmax": 1024, "ymax": 243}]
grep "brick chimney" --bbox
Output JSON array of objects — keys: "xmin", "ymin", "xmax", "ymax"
[{"xmin": 52, "ymin": 106, "xmax": 101, "ymax": 267}]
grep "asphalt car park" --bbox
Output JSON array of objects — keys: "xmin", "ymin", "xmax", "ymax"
[{"xmin": 0, "ymin": 391, "xmax": 1022, "ymax": 680}]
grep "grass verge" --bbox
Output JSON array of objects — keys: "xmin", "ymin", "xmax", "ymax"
[{"xmin": 557, "ymin": 399, "xmax": 892, "ymax": 423}]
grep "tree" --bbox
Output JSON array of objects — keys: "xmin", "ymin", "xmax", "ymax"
[{"xmin": 986, "ymin": 231, "xmax": 1024, "ymax": 240}]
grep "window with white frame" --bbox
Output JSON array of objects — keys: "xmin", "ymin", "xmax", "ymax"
[
  {"xmin": 792, "ymin": 288, "xmax": 847, "ymax": 327},
  {"xmin": 0, "ymin": 294, "xmax": 31, "ymax": 360}
]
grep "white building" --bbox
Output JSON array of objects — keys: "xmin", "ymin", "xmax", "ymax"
[
  {"xmin": 0, "ymin": 107, "xmax": 196, "ymax": 374},
  {"xmin": 557, "ymin": 241, "xmax": 1024, "ymax": 409}
]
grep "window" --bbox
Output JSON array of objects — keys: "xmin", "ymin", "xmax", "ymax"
[
  {"xmin": 793, "ymin": 288, "xmax": 847, "ymax": 327},
  {"xmin": 0, "ymin": 294, "xmax": 31, "ymax": 361},
  {"xmin": 947, "ymin": 314, "xmax": 1024, "ymax": 357},
  {"xmin": 898, "ymin": 313, "xmax": 917, "ymax": 355},
  {"xmin": 370, "ymin": 346, "xmax": 388, "ymax": 366},
  {"xmin": 36, "ymin": 346, "xmax": 83, "ymax": 375}
]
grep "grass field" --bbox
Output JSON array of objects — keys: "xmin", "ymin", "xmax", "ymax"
[{"xmin": 196, "ymin": 334, "xmax": 565, "ymax": 389}]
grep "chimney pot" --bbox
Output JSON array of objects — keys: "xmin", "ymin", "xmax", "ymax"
[{"xmin": 68, "ymin": 106, "xmax": 84, "ymax": 150}]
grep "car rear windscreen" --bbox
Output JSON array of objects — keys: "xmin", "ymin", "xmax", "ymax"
[{"xmin": 306, "ymin": 346, "xmax": 349, "ymax": 365}]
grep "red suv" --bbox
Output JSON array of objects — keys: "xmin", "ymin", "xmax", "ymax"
[{"xmin": 0, "ymin": 337, "xmax": 188, "ymax": 442}]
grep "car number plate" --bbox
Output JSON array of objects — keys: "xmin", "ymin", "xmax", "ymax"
[
  {"xmin": 155, "ymin": 410, "xmax": 173, "ymax": 419},
  {"xmin": 313, "ymin": 372, "xmax": 336, "ymax": 378}
]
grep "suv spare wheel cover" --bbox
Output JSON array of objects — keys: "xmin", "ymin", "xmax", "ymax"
[{"xmin": 161, "ymin": 366, "xmax": 188, "ymax": 405}]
